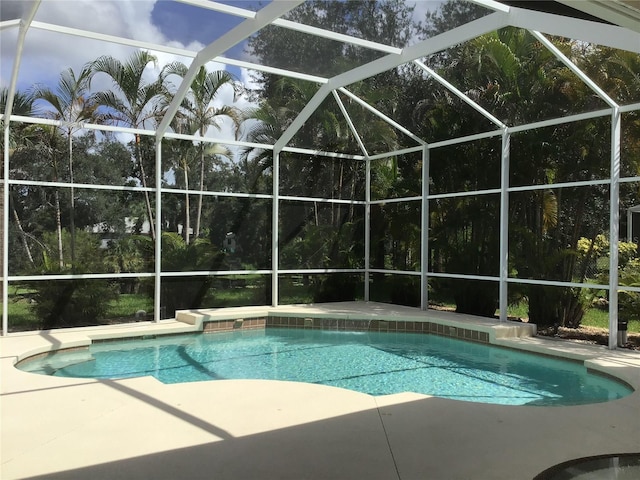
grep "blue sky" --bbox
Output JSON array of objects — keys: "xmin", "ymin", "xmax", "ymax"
[
  {"xmin": 0, "ymin": 0, "xmax": 442, "ymax": 141},
  {"xmin": 151, "ymin": 1, "xmax": 250, "ymax": 46},
  {"xmin": 1, "ymin": 0, "xmax": 442, "ymax": 91},
  {"xmin": 0, "ymin": 0, "xmax": 266, "ymax": 140},
  {"xmin": 1, "ymin": 0, "xmax": 259, "ymax": 92},
  {"xmin": 150, "ymin": 0, "xmax": 262, "ymax": 79}
]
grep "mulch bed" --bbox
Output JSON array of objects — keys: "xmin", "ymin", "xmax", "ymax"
[{"xmin": 537, "ymin": 325, "xmax": 640, "ymax": 351}]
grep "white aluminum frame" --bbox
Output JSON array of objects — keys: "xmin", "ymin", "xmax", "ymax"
[{"xmin": 1, "ymin": 1, "xmax": 639, "ymax": 350}]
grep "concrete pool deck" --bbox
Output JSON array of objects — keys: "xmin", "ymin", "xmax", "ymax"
[{"xmin": 1, "ymin": 302, "xmax": 639, "ymax": 479}]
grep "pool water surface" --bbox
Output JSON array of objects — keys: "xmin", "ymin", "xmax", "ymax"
[{"xmin": 19, "ymin": 328, "xmax": 632, "ymax": 406}]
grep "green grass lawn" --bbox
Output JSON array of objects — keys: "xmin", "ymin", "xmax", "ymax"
[
  {"xmin": 507, "ymin": 302, "xmax": 639, "ymax": 332},
  {"xmin": 4, "ymin": 292, "xmax": 154, "ymax": 332},
  {"xmin": 5, "ymin": 287, "xmax": 638, "ymax": 334},
  {"xmin": 106, "ymin": 294, "xmax": 154, "ymax": 318}
]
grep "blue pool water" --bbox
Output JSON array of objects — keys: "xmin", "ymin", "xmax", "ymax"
[{"xmin": 19, "ymin": 328, "xmax": 632, "ymax": 405}]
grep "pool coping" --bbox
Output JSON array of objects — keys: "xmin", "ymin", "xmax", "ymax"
[
  {"xmin": 5, "ymin": 301, "xmax": 639, "ymax": 395},
  {"xmin": 2, "ymin": 301, "xmax": 640, "ymax": 480}
]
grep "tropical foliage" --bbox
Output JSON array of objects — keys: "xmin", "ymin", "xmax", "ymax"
[{"xmin": 2, "ymin": 0, "xmax": 639, "ymax": 332}]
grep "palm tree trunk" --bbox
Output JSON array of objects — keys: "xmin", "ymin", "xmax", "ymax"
[
  {"xmin": 9, "ymin": 192, "xmax": 35, "ymax": 266},
  {"xmin": 68, "ymin": 132, "xmax": 76, "ymax": 270},
  {"xmin": 349, "ymin": 165, "xmax": 356, "ymax": 222},
  {"xmin": 330, "ymin": 160, "xmax": 335, "ymax": 225},
  {"xmin": 184, "ymin": 161, "xmax": 190, "ymax": 245},
  {"xmin": 135, "ymin": 135, "xmax": 156, "ymax": 240},
  {"xmin": 54, "ymin": 189, "xmax": 64, "ymax": 269},
  {"xmin": 195, "ymin": 144, "xmax": 205, "ymax": 238}
]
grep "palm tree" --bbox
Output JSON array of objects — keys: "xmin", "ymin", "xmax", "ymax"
[
  {"xmin": 90, "ymin": 51, "xmax": 166, "ymax": 240},
  {"xmin": 31, "ymin": 66, "xmax": 97, "ymax": 267},
  {"xmin": 162, "ymin": 63, "xmax": 242, "ymax": 238},
  {"xmin": 1, "ymin": 88, "xmax": 39, "ymax": 270},
  {"xmin": 161, "ymin": 137, "xmax": 197, "ymax": 244},
  {"xmin": 1, "ymin": 88, "xmax": 40, "ymax": 148},
  {"xmin": 4, "ymin": 87, "xmax": 68, "ymax": 270}
]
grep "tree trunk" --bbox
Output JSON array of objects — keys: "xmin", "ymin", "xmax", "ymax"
[
  {"xmin": 54, "ymin": 189, "xmax": 64, "ymax": 269},
  {"xmin": 135, "ymin": 135, "xmax": 156, "ymax": 240},
  {"xmin": 195, "ymin": 143, "xmax": 205, "ymax": 238},
  {"xmin": 183, "ymin": 161, "xmax": 190, "ymax": 245},
  {"xmin": 68, "ymin": 132, "xmax": 76, "ymax": 270},
  {"xmin": 10, "ymin": 192, "xmax": 35, "ymax": 266}
]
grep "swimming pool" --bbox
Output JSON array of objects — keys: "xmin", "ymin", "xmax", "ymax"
[{"xmin": 18, "ymin": 328, "xmax": 632, "ymax": 406}]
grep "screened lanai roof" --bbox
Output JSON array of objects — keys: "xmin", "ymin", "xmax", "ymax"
[
  {"xmin": 2, "ymin": 0, "xmax": 640, "ymax": 347},
  {"xmin": 2, "ymin": 0, "xmax": 639, "ymax": 156}
]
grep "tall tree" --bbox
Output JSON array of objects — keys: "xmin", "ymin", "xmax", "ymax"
[
  {"xmin": 31, "ymin": 66, "xmax": 98, "ymax": 267},
  {"xmin": 1, "ymin": 88, "xmax": 39, "ymax": 270},
  {"xmin": 163, "ymin": 63, "xmax": 242, "ymax": 239},
  {"xmin": 247, "ymin": 0, "xmax": 418, "ymax": 98},
  {"xmin": 398, "ymin": 4, "xmax": 577, "ymax": 318},
  {"xmin": 161, "ymin": 137, "xmax": 197, "ymax": 244},
  {"xmin": 243, "ymin": 1, "xmax": 420, "ymax": 302},
  {"xmin": 18, "ymin": 125, "xmax": 67, "ymax": 268},
  {"xmin": 90, "ymin": 51, "xmax": 166, "ymax": 240},
  {"xmin": 161, "ymin": 63, "xmax": 240, "ymax": 242}
]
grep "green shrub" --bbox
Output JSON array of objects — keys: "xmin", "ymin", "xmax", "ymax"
[
  {"xmin": 312, "ymin": 274, "xmax": 360, "ymax": 303},
  {"xmin": 389, "ymin": 276, "xmax": 421, "ymax": 307},
  {"xmin": 159, "ymin": 233, "xmax": 224, "ymax": 317},
  {"xmin": 452, "ymin": 279, "xmax": 498, "ymax": 318},
  {"xmin": 527, "ymin": 285, "xmax": 591, "ymax": 329},
  {"xmin": 29, "ymin": 230, "xmax": 119, "ymax": 329},
  {"xmin": 619, "ymin": 259, "xmax": 640, "ymax": 321},
  {"xmin": 33, "ymin": 279, "xmax": 119, "ymax": 329}
]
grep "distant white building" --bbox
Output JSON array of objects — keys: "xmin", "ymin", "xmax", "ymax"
[
  {"xmin": 90, "ymin": 218, "xmax": 193, "ymax": 248},
  {"xmin": 89, "ymin": 217, "xmax": 153, "ymax": 248},
  {"xmin": 177, "ymin": 224, "xmax": 194, "ymax": 236}
]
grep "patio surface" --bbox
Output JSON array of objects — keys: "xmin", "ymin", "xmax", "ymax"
[{"xmin": 2, "ymin": 302, "xmax": 639, "ymax": 479}]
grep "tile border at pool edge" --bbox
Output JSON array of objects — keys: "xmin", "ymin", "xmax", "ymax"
[
  {"xmin": 201, "ymin": 317, "xmax": 492, "ymax": 342},
  {"xmin": 7, "ymin": 319, "xmax": 507, "ymax": 371},
  {"xmin": 262, "ymin": 316, "xmax": 492, "ymax": 343},
  {"xmin": 177, "ymin": 305, "xmax": 536, "ymax": 343},
  {"xmin": 176, "ymin": 306, "xmax": 640, "ymax": 391}
]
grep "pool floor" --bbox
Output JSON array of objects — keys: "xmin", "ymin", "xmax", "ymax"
[{"xmin": 19, "ymin": 328, "xmax": 632, "ymax": 406}]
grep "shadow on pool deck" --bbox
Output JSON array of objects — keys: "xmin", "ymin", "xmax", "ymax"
[
  {"xmin": 9, "ymin": 376, "xmax": 640, "ymax": 480},
  {"xmin": 2, "ymin": 303, "xmax": 640, "ymax": 480}
]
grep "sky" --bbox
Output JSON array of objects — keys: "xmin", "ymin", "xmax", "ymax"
[
  {"xmin": 0, "ymin": 0, "xmax": 442, "ymax": 141},
  {"xmin": 1, "ymin": 0, "xmax": 266, "ymax": 142}
]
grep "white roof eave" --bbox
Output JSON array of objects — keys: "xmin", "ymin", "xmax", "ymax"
[{"xmin": 508, "ymin": 5, "xmax": 640, "ymax": 54}]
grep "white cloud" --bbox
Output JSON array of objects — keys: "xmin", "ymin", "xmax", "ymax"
[
  {"xmin": 1, "ymin": 0, "xmax": 165, "ymax": 90},
  {"xmin": 0, "ymin": 0, "xmax": 260, "ymax": 147},
  {"xmin": 1, "ymin": 1, "xmax": 240, "ymax": 92},
  {"xmin": 240, "ymin": 67, "xmax": 263, "ymax": 95}
]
